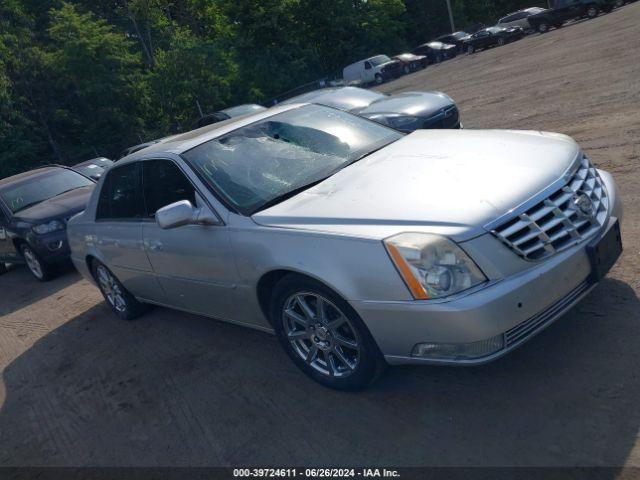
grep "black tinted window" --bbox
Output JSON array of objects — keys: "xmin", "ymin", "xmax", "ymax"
[
  {"xmin": 96, "ymin": 163, "xmax": 143, "ymax": 220},
  {"xmin": 142, "ymin": 160, "xmax": 196, "ymax": 217}
]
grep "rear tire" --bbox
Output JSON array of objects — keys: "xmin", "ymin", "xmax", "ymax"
[
  {"xmin": 497, "ymin": 37, "xmax": 506, "ymax": 46},
  {"xmin": 0, "ymin": 263, "xmax": 7, "ymax": 275},
  {"xmin": 586, "ymin": 5, "xmax": 598, "ymax": 17},
  {"xmin": 20, "ymin": 244, "xmax": 55, "ymax": 282},
  {"xmin": 537, "ymin": 21, "xmax": 550, "ymax": 32},
  {"xmin": 91, "ymin": 260, "xmax": 148, "ymax": 321},
  {"xmin": 270, "ymin": 274, "xmax": 386, "ymax": 390},
  {"xmin": 467, "ymin": 44, "xmax": 475, "ymax": 54},
  {"xmin": 403, "ymin": 65, "xmax": 410, "ymax": 75}
]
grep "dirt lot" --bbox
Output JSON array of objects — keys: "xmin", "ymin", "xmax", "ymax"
[{"xmin": 1, "ymin": 4, "xmax": 640, "ymax": 468}]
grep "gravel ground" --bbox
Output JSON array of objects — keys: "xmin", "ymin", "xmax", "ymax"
[{"xmin": 1, "ymin": 3, "xmax": 639, "ymax": 467}]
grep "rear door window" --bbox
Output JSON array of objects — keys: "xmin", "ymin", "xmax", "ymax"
[{"xmin": 96, "ymin": 163, "xmax": 144, "ymax": 221}]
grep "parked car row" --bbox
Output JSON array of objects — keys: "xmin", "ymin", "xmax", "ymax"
[{"xmin": 342, "ymin": 0, "xmax": 625, "ymax": 84}]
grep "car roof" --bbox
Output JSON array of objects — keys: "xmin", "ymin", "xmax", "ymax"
[
  {"xmin": 394, "ymin": 53, "xmax": 421, "ymax": 59},
  {"xmin": 219, "ymin": 104, "xmax": 266, "ymax": 117},
  {"xmin": 279, "ymin": 86, "xmax": 384, "ymax": 110},
  {"xmin": 73, "ymin": 157, "xmax": 113, "ymax": 167},
  {"xmin": 0, "ymin": 166, "xmax": 63, "ymax": 189},
  {"xmin": 117, "ymin": 103, "xmax": 305, "ymax": 164}
]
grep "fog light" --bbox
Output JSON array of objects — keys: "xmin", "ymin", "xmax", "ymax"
[{"xmin": 412, "ymin": 334, "xmax": 504, "ymax": 360}]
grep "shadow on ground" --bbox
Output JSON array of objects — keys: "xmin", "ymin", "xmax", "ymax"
[
  {"xmin": 0, "ymin": 278, "xmax": 638, "ymax": 467},
  {"xmin": 0, "ymin": 264, "xmax": 82, "ymax": 316}
]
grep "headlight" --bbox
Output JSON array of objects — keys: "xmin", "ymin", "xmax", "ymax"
[
  {"xmin": 384, "ymin": 233, "xmax": 487, "ymax": 300},
  {"xmin": 367, "ymin": 114, "xmax": 423, "ymax": 131},
  {"xmin": 32, "ymin": 220, "xmax": 65, "ymax": 235}
]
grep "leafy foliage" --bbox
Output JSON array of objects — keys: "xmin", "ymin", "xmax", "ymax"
[{"xmin": 0, "ymin": 0, "xmax": 544, "ymax": 177}]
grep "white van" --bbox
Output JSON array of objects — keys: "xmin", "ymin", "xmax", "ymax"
[{"xmin": 342, "ymin": 55, "xmax": 398, "ymax": 86}]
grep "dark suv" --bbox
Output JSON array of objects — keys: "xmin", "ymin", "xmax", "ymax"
[
  {"xmin": 527, "ymin": 0, "xmax": 615, "ymax": 32},
  {"xmin": 0, "ymin": 166, "xmax": 95, "ymax": 280}
]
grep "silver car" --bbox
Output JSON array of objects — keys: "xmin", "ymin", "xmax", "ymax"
[
  {"xmin": 68, "ymin": 104, "xmax": 623, "ymax": 390},
  {"xmin": 497, "ymin": 7, "xmax": 547, "ymax": 30}
]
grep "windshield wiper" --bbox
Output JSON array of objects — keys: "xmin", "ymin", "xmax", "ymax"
[
  {"xmin": 251, "ymin": 137, "xmax": 401, "ymax": 215},
  {"xmin": 53, "ymin": 187, "xmax": 83, "ymax": 197},
  {"xmin": 339, "ymin": 138, "xmax": 397, "ymax": 170},
  {"xmin": 13, "ymin": 200, "xmax": 43, "ymax": 213},
  {"xmin": 251, "ymin": 176, "xmax": 332, "ymax": 214}
]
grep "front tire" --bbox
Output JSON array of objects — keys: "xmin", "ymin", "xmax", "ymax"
[
  {"xmin": 586, "ymin": 5, "xmax": 599, "ymax": 17},
  {"xmin": 374, "ymin": 73, "xmax": 383, "ymax": 85},
  {"xmin": 92, "ymin": 260, "xmax": 147, "ymax": 321},
  {"xmin": 537, "ymin": 22, "xmax": 550, "ymax": 33},
  {"xmin": 20, "ymin": 244, "xmax": 54, "ymax": 281},
  {"xmin": 270, "ymin": 275, "xmax": 385, "ymax": 390},
  {"xmin": 0, "ymin": 263, "xmax": 7, "ymax": 275},
  {"xmin": 497, "ymin": 37, "xmax": 506, "ymax": 46},
  {"xmin": 466, "ymin": 44, "xmax": 475, "ymax": 54}
]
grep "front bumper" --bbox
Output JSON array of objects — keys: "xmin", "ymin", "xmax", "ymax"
[
  {"xmin": 27, "ymin": 230, "xmax": 71, "ymax": 264},
  {"xmin": 350, "ymin": 171, "xmax": 622, "ymax": 366}
]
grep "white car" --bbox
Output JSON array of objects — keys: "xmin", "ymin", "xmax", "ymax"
[
  {"xmin": 342, "ymin": 55, "xmax": 398, "ymax": 86},
  {"xmin": 497, "ymin": 7, "xmax": 547, "ymax": 30}
]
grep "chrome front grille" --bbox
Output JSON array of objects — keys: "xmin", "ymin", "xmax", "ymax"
[
  {"xmin": 423, "ymin": 105, "xmax": 459, "ymax": 129},
  {"xmin": 491, "ymin": 155, "xmax": 608, "ymax": 261}
]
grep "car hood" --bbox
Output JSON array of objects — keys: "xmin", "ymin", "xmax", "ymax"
[
  {"xmin": 253, "ymin": 130, "xmax": 580, "ymax": 242},
  {"xmin": 357, "ymin": 91, "xmax": 454, "ymax": 118},
  {"xmin": 14, "ymin": 185, "xmax": 94, "ymax": 223}
]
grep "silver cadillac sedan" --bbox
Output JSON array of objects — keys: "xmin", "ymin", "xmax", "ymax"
[{"xmin": 68, "ymin": 103, "xmax": 623, "ymax": 390}]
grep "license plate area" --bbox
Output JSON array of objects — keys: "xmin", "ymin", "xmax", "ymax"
[{"xmin": 587, "ymin": 219, "xmax": 622, "ymax": 282}]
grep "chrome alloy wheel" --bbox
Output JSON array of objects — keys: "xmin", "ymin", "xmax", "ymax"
[
  {"xmin": 282, "ymin": 292, "xmax": 360, "ymax": 378},
  {"xmin": 22, "ymin": 246, "xmax": 43, "ymax": 279},
  {"xmin": 96, "ymin": 265, "xmax": 127, "ymax": 313}
]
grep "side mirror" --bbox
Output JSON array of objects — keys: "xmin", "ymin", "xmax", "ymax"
[
  {"xmin": 156, "ymin": 200, "xmax": 195, "ymax": 229},
  {"xmin": 155, "ymin": 194, "xmax": 220, "ymax": 230}
]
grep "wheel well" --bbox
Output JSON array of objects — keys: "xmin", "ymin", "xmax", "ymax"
[
  {"xmin": 12, "ymin": 238, "xmax": 26, "ymax": 253},
  {"xmin": 256, "ymin": 269, "xmax": 342, "ymax": 327},
  {"xmin": 85, "ymin": 255, "xmax": 98, "ymax": 276},
  {"xmin": 256, "ymin": 270, "xmax": 293, "ymax": 325}
]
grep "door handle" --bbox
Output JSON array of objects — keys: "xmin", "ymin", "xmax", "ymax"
[{"xmin": 148, "ymin": 240, "xmax": 163, "ymax": 252}]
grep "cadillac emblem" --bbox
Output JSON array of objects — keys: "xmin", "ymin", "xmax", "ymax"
[{"xmin": 572, "ymin": 192, "xmax": 595, "ymax": 219}]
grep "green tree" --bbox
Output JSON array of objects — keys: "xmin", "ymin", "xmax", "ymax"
[{"xmin": 45, "ymin": 2, "xmax": 148, "ymax": 159}]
